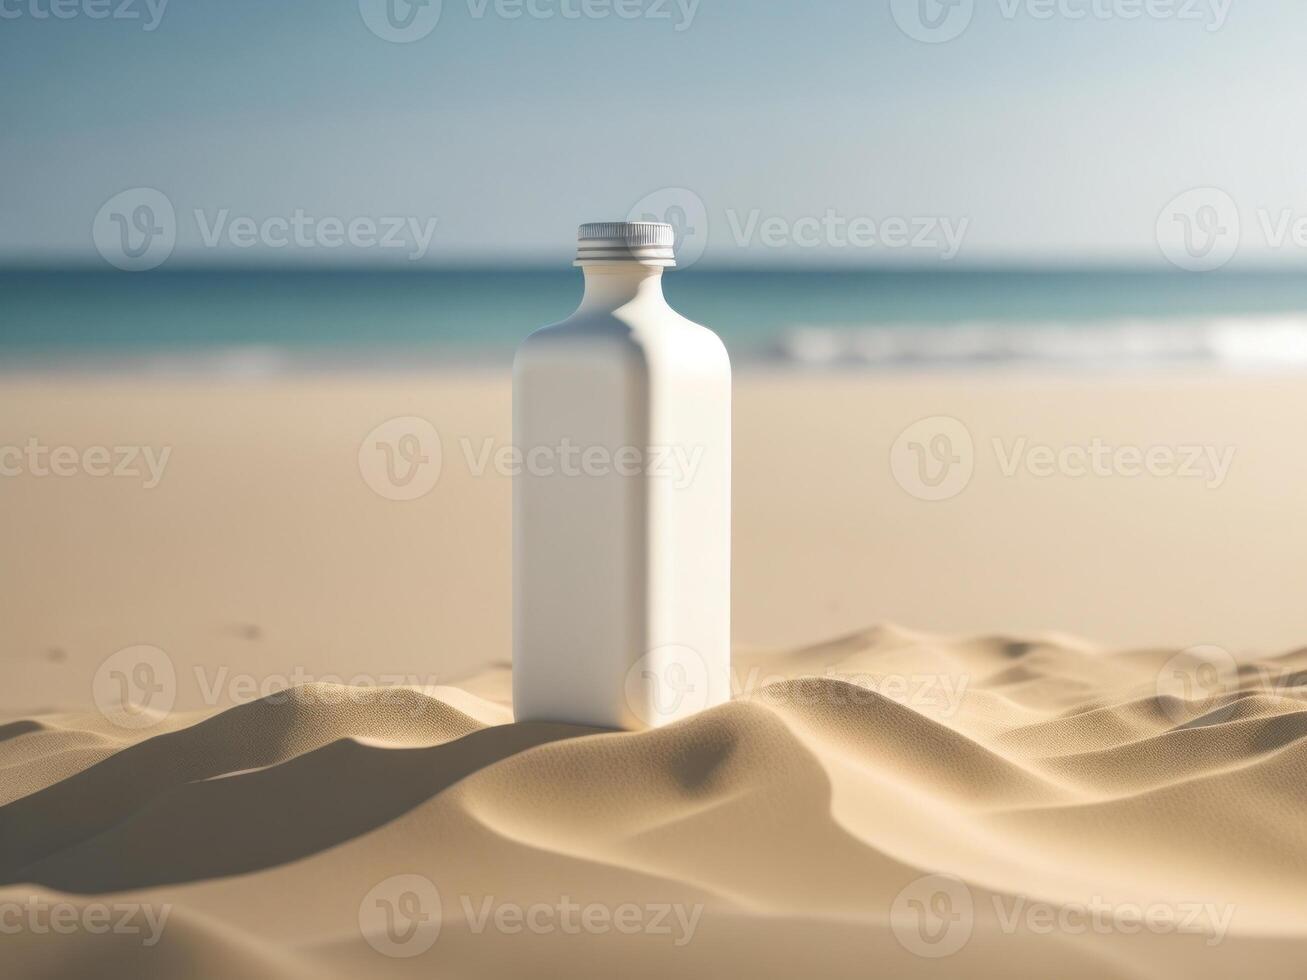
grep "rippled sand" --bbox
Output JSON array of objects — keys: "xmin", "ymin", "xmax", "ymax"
[{"xmin": 4, "ymin": 626, "xmax": 1306, "ymax": 978}]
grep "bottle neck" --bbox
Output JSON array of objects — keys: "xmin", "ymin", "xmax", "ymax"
[{"xmin": 576, "ymin": 264, "xmax": 667, "ymax": 314}]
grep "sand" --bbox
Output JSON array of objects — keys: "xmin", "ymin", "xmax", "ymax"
[
  {"xmin": 4, "ymin": 629, "xmax": 1307, "ymax": 977},
  {"xmin": 3, "ymin": 370, "xmax": 1307, "ymax": 976},
  {"xmin": 5, "ymin": 369, "xmax": 1307, "ymax": 719}
]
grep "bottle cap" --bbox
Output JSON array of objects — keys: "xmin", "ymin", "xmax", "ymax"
[{"xmin": 575, "ymin": 222, "xmax": 676, "ymax": 268}]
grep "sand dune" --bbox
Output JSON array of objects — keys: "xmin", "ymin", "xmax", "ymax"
[{"xmin": 4, "ymin": 627, "xmax": 1307, "ymax": 978}]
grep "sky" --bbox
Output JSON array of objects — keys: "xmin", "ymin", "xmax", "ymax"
[{"xmin": 2, "ymin": 0, "xmax": 1305, "ymax": 267}]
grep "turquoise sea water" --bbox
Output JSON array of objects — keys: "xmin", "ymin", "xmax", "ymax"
[{"xmin": 5, "ymin": 268, "xmax": 1307, "ymax": 368}]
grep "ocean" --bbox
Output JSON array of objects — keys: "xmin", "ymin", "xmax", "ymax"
[{"xmin": 5, "ymin": 267, "xmax": 1307, "ymax": 371}]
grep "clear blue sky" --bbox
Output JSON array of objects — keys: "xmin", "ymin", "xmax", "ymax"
[{"xmin": 1, "ymin": 0, "xmax": 1303, "ymax": 266}]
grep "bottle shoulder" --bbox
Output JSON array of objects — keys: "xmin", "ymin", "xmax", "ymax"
[{"xmin": 516, "ymin": 306, "xmax": 730, "ymax": 375}]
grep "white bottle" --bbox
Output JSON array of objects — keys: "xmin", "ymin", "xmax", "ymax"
[{"xmin": 513, "ymin": 222, "xmax": 731, "ymax": 729}]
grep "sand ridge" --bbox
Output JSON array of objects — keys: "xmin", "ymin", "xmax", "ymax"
[{"xmin": 3, "ymin": 626, "xmax": 1306, "ymax": 978}]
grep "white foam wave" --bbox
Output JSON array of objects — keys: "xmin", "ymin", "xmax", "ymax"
[{"xmin": 776, "ymin": 316, "xmax": 1307, "ymax": 369}]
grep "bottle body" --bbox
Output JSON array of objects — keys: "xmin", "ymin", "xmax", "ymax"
[{"xmin": 513, "ymin": 256, "xmax": 731, "ymax": 729}]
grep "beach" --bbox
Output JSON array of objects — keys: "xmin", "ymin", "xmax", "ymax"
[
  {"xmin": 4, "ymin": 367, "xmax": 1306, "ymax": 717},
  {"xmin": 3, "ymin": 367, "xmax": 1307, "ymax": 976},
  {"xmin": 10, "ymin": 0, "xmax": 1307, "ymax": 971}
]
